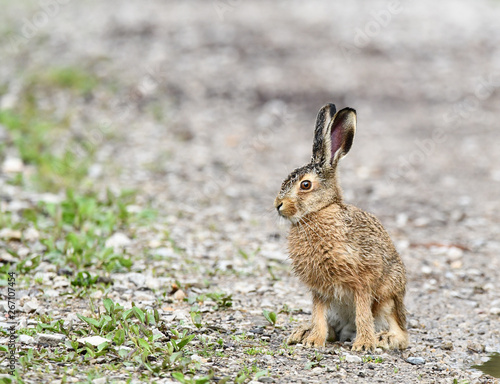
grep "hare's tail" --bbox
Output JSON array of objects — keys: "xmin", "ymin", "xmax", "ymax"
[{"xmin": 394, "ymin": 294, "xmax": 407, "ymax": 332}]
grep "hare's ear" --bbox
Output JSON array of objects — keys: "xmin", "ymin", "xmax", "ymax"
[
  {"xmin": 312, "ymin": 103, "xmax": 337, "ymax": 165},
  {"xmin": 328, "ymin": 107, "xmax": 356, "ymax": 165}
]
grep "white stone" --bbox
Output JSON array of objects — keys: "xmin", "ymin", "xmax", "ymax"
[
  {"xmin": 489, "ymin": 307, "xmax": 500, "ymax": 315},
  {"xmin": 447, "ymin": 247, "xmax": 463, "ymax": 260},
  {"xmin": 421, "ymin": 265, "xmax": 432, "ymax": 275},
  {"xmin": 396, "ymin": 213, "xmax": 408, "ymax": 227},
  {"xmin": 105, "ymin": 233, "xmax": 132, "ymax": 249},
  {"xmin": 485, "ymin": 345, "xmax": 497, "ymax": 353},
  {"xmin": 7, "ymin": 200, "xmax": 30, "ymax": 211},
  {"xmin": 44, "ymin": 289, "xmax": 60, "ymax": 298},
  {"xmin": 77, "ymin": 336, "xmax": 110, "ymax": 346},
  {"xmin": 2, "ymin": 157, "xmax": 23, "ymax": 173},
  {"xmin": 172, "ymin": 309, "xmax": 189, "ymax": 322},
  {"xmin": 92, "ymin": 377, "xmax": 107, "ymax": 384},
  {"xmin": 146, "ymin": 278, "xmax": 161, "ymax": 290},
  {"xmin": 19, "ymin": 334, "xmax": 35, "ymax": 344},
  {"xmin": 88, "ymin": 164, "xmax": 102, "ymax": 179},
  {"xmin": 155, "ymin": 247, "xmax": 179, "ymax": 259},
  {"xmin": 23, "ymin": 228, "xmax": 40, "ymax": 242},
  {"xmin": 406, "ymin": 356, "xmax": 426, "ymax": 365},
  {"xmin": 37, "ymin": 333, "xmax": 66, "ymax": 345},
  {"xmin": 0, "ymin": 228, "xmax": 22, "ymax": 240},
  {"xmin": 23, "ymin": 300, "xmax": 39, "ymax": 313},
  {"xmin": 260, "ymin": 250, "xmax": 287, "ymax": 261},
  {"xmin": 344, "ymin": 354, "xmax": 362, "ymax": 363},
  {"xmin": 311, "ymin": 366, "xmax": 323, "ymax": 375},
  {"xmin": 90, "ymin": 290, "xmax": 103, "ymax": 299},
  {"xmin": 414, "ymin": 217, "xmax": 430, "ymax": 227},
  {"xmin": 134, "ymin": 291, "xmax": 155, "ymax": 302},
  {"xmin": 484, "ymin": 283, "xmax": 495, "ymax": 291},
  {"xmin": 53, "ymin": 277, "xmax": 70, "ymax": 289},
  {"xmin": 234, "ymin": 282, "xmax": 257, "ymax": 293},
  {"xmin": 0, "ymin": 252, "xmax": 16, "ymax": 262},
  {"xmin": 127, "ymin": 273, "xmax": 146, "ymax": 287}
]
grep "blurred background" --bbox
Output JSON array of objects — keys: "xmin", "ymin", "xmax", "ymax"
[
  {"xmin": 1, "ymin": 0, "xmax": 500, "ymax": 381},
  {"xmin": 2, "ymin": 0, "xmax": 499, "ymax": 218}
]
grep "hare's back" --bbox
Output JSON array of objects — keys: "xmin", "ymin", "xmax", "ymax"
[{"xmin": 342, "ymin": 204, "xmax": 400, "ymax": 262}]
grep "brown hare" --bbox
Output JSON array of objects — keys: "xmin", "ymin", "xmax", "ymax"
[{"xmin": 274, "ymin": 104, "xmax": 408, "ymax": 351}]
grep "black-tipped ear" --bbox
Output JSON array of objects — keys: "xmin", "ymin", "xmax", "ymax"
[
  {"xmin": 329, "ymin": 107, "xmax": 356, "ymax": 165},
  {"xmin": 312, "ymin": 103, "xmax": 336, "ymax": 165}
]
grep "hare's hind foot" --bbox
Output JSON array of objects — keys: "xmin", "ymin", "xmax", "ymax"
[
  {"xmin": 374, "ymin": 299, "xmax": 409, "ymax": 350},
  {"xmin": 376, "ymin": 330, "xmax": 409, "ymax": 350},
  {"xmin": 373, "ymin": 297, "xmax": 409, "ymax": 350},
  {"xmin": 287, "ymin": 324, "xmax": 326, "ymax": 348}
]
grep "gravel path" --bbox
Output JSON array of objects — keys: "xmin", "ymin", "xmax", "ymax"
[{"xmin": 1, "ymin": 0, "xmax": 500, "ymax": 383}]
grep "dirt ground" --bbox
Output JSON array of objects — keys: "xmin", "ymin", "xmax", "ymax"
[{"xmin": 1, "ymin": 0, "xmax": 500, "ymax": 383}]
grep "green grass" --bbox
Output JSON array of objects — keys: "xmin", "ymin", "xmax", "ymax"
[
  {"xmin": 13, "ymin": 298, "xmax": 199, "ymax": 378},
  {"xmin": 0, "ymin": 108, "xmax": 95, "ymax": 192},
  {"xmin": 5, "ymin": 189, "xmax": 143, "ymax": 279},
  {"xmin": 27, "ymin": 66, "xmax": 99, "ymax": 96},
  {"xmin": 262, "ymin": 309, "xmax": 277, "ymax": 326},
  {"xmin": 0, "ymin": 65, "xmax": 104, "ymax": 192},
  {"xmin": 186, "ymin": 292, "xmax": 233, "ymax": 309}
]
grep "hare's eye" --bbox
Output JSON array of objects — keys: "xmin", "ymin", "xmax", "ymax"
[{"xmin": 300, "ymin": 180, "xmax": 312, "ymax": 190}]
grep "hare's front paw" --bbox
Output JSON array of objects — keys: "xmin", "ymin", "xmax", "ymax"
[
  {"xmin": 287, "ymin": 324, "xmax": 311, "ymax": 345},
  {"xmin": 352, "ymin": 335, "xmax": 376, "ymax": 352},
  {"xmin": 304, "ymin": 334, "xmax": 326, "ymax": 348},
  {"xmin": 287, "ymin": 324, "xmax": 326, "ymax": 347}
]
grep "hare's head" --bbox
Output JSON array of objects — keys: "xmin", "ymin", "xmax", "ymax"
[{"xmin": 274, "ymin": 104, "xmax": 356, "ymax": 223}]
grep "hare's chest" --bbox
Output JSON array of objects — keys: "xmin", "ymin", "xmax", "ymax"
[{"xmin": 288, "ymin": 224, "xmax": 358, "ymax": 293}]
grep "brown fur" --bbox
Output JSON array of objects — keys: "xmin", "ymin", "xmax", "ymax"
[{"xmin": 275, "ymin": 104, "xmax": 408, "ymax": 351}]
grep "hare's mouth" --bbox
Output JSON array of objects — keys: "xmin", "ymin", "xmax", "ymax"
[
  {"xmin": 277, "ymin": 208, "xmax": 301, "ymax": 224},
  {"xmin": 277, "ymin": 205, "xmax": 295, "ymax": 221}
]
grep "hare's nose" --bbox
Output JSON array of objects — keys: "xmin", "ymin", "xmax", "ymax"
[{"xmin": 276, "ymin": 202, "xmax": 283, "ymax": 212}]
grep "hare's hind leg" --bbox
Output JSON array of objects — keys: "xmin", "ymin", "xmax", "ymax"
[{"xmin": 375, "ymin": 297, "xmax": 408, "ymax": 350}]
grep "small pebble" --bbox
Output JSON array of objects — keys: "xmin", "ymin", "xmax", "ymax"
[
  {"xmin": 173, "ymin": 289, "xmax": 186, "ymax": 301},
  {"xmin": 19, "ymin": 335, "xmax": 35, "ymax": 344},
  {"xmin": 23, "ymin": 227, "xmax": 40, "ymax": 242},
  {"xmin": 77, "ymin": 336, "xmax": 109, "ymax": 347},
  {"xmin": 23, "ymin": 300, "xmax": 39, "ymax": 313},
  {"xmin": 258, "ymin": 377, "xmax": 274, "ymax": 383},
  {"xmin": 37, "ymin": 333, "xmax": 66, "ymax": 346},
  {"xmin": 345, "ymin": 354, "xmax": 362, "ymax": 363},
  {"xmin": 406, "ymin": 357, "xmax": 426, "ymax": 365},
  {"xmin": 0, "ymin": 228, "xmax": 22, "ymax": 240},
  {"xmin": 44, "ymin": 289, "xmax": 60, "ymax": 298},
  {"xmin": 2, "ymin": 157, "xmax": 24, "ymax": 173},
  {"xmin": 105, "ymin": 233, "xmax": 131, "ymax": 249},
  {"xmin": 467, "ymin": 341, "xmax": 485, "ymax": 353},
  {"xmin": 441, "ymin": 341, "xmax": 453, "ymax": 350},
  {"xmin": 489, "ymin": 307, "xmax": 500, "ymax": 316}
]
